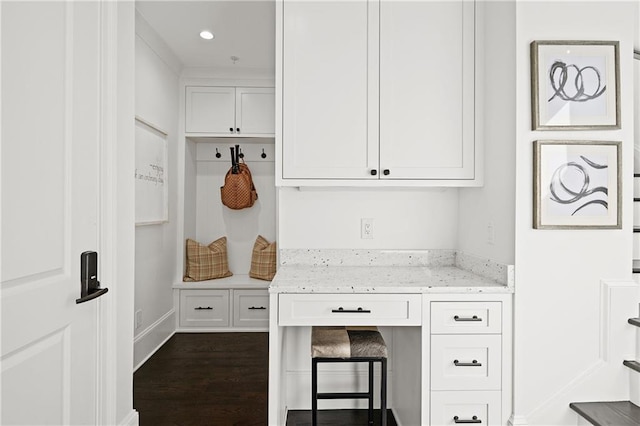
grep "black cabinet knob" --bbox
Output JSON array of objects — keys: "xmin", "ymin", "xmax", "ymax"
[
  {"xmin": 236, "ymin": 128, "xmax": 240, "ymax": 133},
  {"xmin": 383, "ymin": 169, "xmax": 390, "ymax": 176},
  {"xmin": 370, "ymin": 169, "xmax": 377, "ymax": 176},
  {"xmin": 229, "ymin": 127, "xmax": 234, "ymax": 133}
]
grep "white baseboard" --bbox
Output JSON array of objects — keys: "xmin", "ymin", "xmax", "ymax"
[
  {"xmin": 133, "ymin": 309, "xmax": 175, "ymax": 371},
  {"xmin": 391, "ymin": 407, "xmax": 403, "ymax": 426},
  {"xmin": 119, "ymin": 409, "xmax": 139, "ymax": 426},
  {"xmin": 508, "ymin": 414, "xmax": 529, "ymax": 426}
]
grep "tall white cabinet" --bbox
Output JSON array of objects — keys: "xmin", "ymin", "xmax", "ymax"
[
  {"xmin": 278, "ymin": 0, "xmax": 480, "ymax": 185},
  {"xmin": 176, "ymin": 81, "xmax": 276, "ymax": 332}
]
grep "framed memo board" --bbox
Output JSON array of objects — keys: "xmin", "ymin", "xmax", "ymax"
[{"xmin": 135, "ymin": 116, "xmax": 168, "ymax": 225}]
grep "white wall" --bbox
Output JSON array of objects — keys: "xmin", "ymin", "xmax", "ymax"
[
  {"xmin": 513, "ymin": 2, "xmax": 637, "ymax": 424},
  {"xmin": 458, "ymin": 1, "xmax": 516, "ymax": 266},
  {"xmin": 277, "ymin": 5, "xmax": 517, "ymax": 257},
  {"xmin": 194, "ymin": 141, "xmax": 276, "ymax": 274},
  {"xmin": 133, "ymin": 11, "xmax": 181, "ymax": 369},
  {"xmin": 278, "ymin": 188, "xmax": 459, "ymax": 249}
]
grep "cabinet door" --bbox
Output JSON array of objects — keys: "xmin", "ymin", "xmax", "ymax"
[
  {"xmin": 379, "ymin": 1, "xmax": 475, "ymax": 179},
  {"xmin": 430, "ymin": 391, "xmax": 501, "ymax": 426},
  {"xmin": 431, "ymin": 301, "xmax": 502, "ymax": 334},
  {"xmin": 236, "ymin": 87, "xmax": 275, "ymax": 135},
  {"xmin": 179, "ymin": 289, "xmax": 230, "ymax": 327},
  {"xmin": 430, "ymin": 334, "xmax": 501, "ymax": 391},
  {"xmin": 282, "ymin": 1, "xmax": 377, "ymax": 179},
  {"xmin": 185, "ymin": 86, "xmax": 236, "ymax": 134},
  {"xmin": 278, "ymin": 293, "xmax": 422, "ymax": 326},
  {"xmin": 233, "ymin": 289, "xmax": 270, "ymax": 328}
]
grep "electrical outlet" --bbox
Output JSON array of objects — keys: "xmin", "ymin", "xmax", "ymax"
[
  {"xmin": 487, "ymin": 222, "xmax": 495, "ymax": 245},
  {"xmin": 361, "ymin": 218, "xmax": 374, "ymax": 239},
  {"xmin": 135, "ymin": 310, "xmax": 143, "ymax": 330}
]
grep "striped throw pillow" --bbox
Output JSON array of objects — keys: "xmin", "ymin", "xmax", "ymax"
[
  {"xmin": 184, "ymin": 237, "xmax": 233, "ymax": 282},
  {"xmin": 249, "ymin": 235, "xmax": 276, "ymax": 281}
]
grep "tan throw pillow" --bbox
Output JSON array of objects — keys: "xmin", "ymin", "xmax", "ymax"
[
  {"xmin": 249, "ymin": 235, "xmax": 277, "ymax": 281},
  {"xmin": 184, "ymin": 237, "xmax": 233, "ymax": 282}
]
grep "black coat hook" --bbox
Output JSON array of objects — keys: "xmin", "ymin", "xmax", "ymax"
[
  {"xmin": 238, "ymin": 147, "xmax": 244, "ymax": 159},
  {"xmin": 215, "ymin": 148, "xmax": 221, "ymax": 158},
  {"xmin": 261, "ymin": 149, "xmax": 267, "ymax": 159}
]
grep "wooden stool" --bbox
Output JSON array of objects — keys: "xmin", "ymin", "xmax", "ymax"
[{"xmin": 311, "ymin": 326, "xmax": 388, "ymax": 426}]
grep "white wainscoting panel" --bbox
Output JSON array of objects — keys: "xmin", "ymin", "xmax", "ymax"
[{"xmin": 520, "ymin": 280, "xmax": 638, "ymax": 425}]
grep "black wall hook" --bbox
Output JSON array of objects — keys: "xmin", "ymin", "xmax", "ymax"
[
  {"xmin": 215, "ymin": 148, "xmax": 221, "ymax": 158},
  {"xmin": 261, "ymin": 149, "xmax": 267, "ymax": 159},
  {"xmin": 238, "ymin": 147, "xmax": 244, "ymax": 159}
]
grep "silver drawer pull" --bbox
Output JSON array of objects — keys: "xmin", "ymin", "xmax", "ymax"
[
  {"xmin": 331, "ymin": 307, "xmax": 371, "ymax": 313},
  {"xmin": 194, "ymin": 306, "xmax": 213, "ymax": 310},
  {"xmin": 453, "ymin": 359, "xmax": 482, "ymax": 367},
  {"xmin": 453, "ymin": 315, "xmax": 482, "ymax": 322},
  {"xmin": 454, "ymin": 415, "xmax": 481, "ymax": 424},
  {"xmin": 248, "ymin": 306, "xmax": 266, "ymax": 310}
]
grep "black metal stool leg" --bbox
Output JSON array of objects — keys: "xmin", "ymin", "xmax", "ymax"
[
  {"xmin": 310, "ymin": 357, "xmax": 387, "ymax": 426},
  {"xmin": 312, "ymin": 358, "xmax": 318, "ymax": 426},
  {"xmin": 368, "ymin": 360, "xmax": 374, "ymax": 425},
  {"xmin": 381, "ymin": 358, "xmax": 387, "ymax": 426}
]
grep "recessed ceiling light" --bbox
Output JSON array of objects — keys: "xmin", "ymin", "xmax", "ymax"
[{"xmin": 200, "ymin": 30, "xmax": 214, "ymax": 40}]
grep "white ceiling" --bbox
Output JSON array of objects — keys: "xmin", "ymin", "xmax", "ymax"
[{"xmin": 136, "ymin": 0, "xmax": 275, "ymax": 70}]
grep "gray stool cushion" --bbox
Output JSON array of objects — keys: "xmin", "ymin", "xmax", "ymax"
[{"xmin": 311, "ymin": 326, "xmax": 388, "ymax": 358}]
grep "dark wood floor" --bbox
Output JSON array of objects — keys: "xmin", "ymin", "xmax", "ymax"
[
  {"xmin": 286, "ymin": 410, "xmax": 397, "ymax": 426},
  {"xmin": 134, "ymin": 333, "xmax": 269, "ymax": 426},
  {"xmin": 134, "ymin": 333, "xmax": 398, "ymax": 426}
]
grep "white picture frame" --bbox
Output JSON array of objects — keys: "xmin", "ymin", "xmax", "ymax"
[{"xmin": 135, "ymin": 116, "xmax": 168, "ymax": 225}]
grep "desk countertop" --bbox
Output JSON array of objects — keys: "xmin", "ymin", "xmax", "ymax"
[{"xmin": 269, "ymin": 264, "xmax": 514, "ymax": 294}]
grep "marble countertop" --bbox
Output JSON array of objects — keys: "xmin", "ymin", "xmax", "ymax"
[{"xmin": 269, "ymin": 264, "xmax": 513, "ymax": 294}]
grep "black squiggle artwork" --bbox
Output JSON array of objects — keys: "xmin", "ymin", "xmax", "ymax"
[
  {"xmin": 549, "ymin": 157, "xmax": 608, "ymax": 216},
  {"xmin": 548, "ymin": 61, "xmax": 606, "ymax": 103},
  {"xmin": 580, "ymin": 155, "xmax": 607, "ymax": 169}
]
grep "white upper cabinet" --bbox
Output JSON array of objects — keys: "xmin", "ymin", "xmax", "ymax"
[
  {"xmin": 379, "ymin": 1, "xmax": 475, "ymax": 180},
  {"xmin": 278, "ymin": 0, "xmax": 480, "ymax": 186},
  {"xmin": 186, "ymin": 86, "xmax": 275, "ymax": 136},
  {"xmin": 236, "ymin": 87, "xmax": 276, "ymax": 135},
  {"xmin": 281, "ymin": 1, "xmax": 377, "ymax": 179},
  {"xmin": 186, "ymin": 86, "xmax": 235, "ymax": 134}
]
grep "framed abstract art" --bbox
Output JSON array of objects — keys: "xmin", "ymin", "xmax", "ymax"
[
  {"xmin": 531, "ymin": 41, "xmax": 620, "ymax": 130},
  {"xmin": 533, "ymin": 140, "xmax": 621, "ymax": 229}
]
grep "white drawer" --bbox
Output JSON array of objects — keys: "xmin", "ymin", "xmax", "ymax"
[
  {"xmin": 233, "ymin": 289, "xmax": 269, "ymax": 328},
  {"xmin": 278, "ymin": 293, "xmax": 422, "ymax": 326},
  {"xmin": 179, "ymin": 289, "xmax": 229, "ymax": 327},
  {"xmin": 431, "ymin": 302, "xmax": 502, "ymax": 334},
  {"xmin": 431, "ymin": 335, "xmax": 501, "ymax": 391},
  {"xmin": 430, "ymin": 390, "xmax": 501, "ymax": 426}
]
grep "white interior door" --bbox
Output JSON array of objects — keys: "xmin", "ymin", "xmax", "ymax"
[{"xmin": 1, "ymin": 2, "xmax": 106, "ymax": 424}]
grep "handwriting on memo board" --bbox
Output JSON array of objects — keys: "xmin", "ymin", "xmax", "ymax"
[
  {"xmin": 135, "ymin": 164, "xmax": 165, "ymax": 186},
  {"xmin": 135, "ymin": 117, "xmax": 168, "ymax": 225}
]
